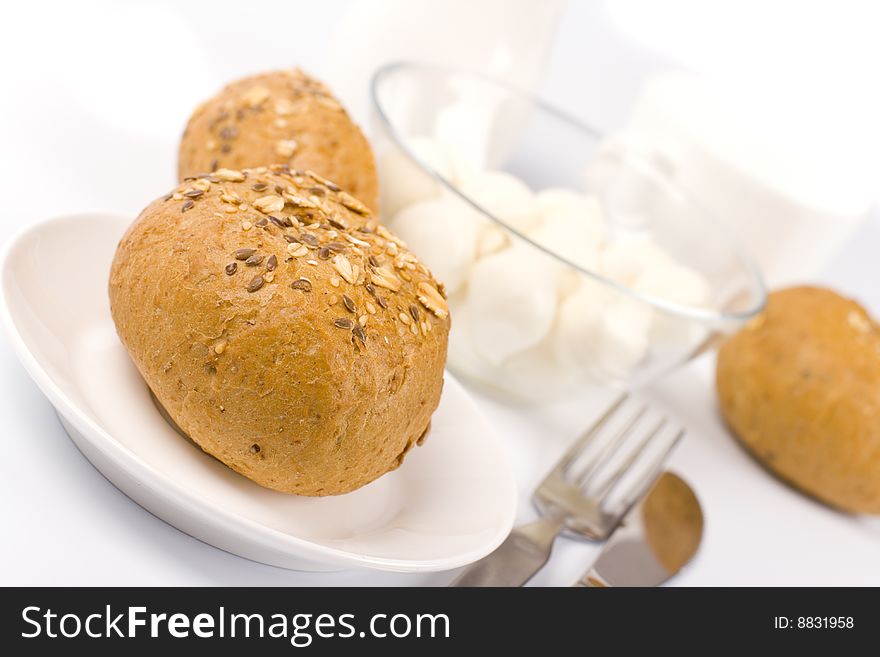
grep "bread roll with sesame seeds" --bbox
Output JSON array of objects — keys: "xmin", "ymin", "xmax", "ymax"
[
  {"xmin": 178, "ymin": 69, "xmax": 379, "ymax": 212},
  {"xmin": 109, "ymin": 165, "xmax": 449, "ymax": 496}
]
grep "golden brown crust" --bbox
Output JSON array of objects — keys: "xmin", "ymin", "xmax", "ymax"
[
  {"xmin": 110, "ymin": 165, "xmax": 448, "ymax": 496},
  {"xmin": 178, "ymin": 69, "xmax": 378, "ymax": 212},
  {"xmin": 716, "ymin": 286, "xmax": 880, "ymax": 514}
]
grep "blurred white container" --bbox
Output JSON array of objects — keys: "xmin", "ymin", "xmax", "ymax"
[
  {"xmin": 324, "ymin": 0, "xmax": 567, "ymax": 123},
  {"xmin": 618, "ymin": 72, "xmax": 874, "ymax": 286}
]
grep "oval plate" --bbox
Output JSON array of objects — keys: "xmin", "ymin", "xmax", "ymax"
[{"xmin": 0, "ymin": 213, "xmax": 517, "ymax": 572}]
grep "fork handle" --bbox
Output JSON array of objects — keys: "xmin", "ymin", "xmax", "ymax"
[{"xmin": 449, "ymin": 516, "xmax": 564, "ymax": 587}]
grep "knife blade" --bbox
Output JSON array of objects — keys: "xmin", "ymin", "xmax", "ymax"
[{"xmin": 574, "ymin": 471, "xmax": 703, "ymax": 587}]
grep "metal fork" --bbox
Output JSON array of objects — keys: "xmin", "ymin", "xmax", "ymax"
[{"xmin": 450, "ymin": 394, "xmax": 684, "ymax": 587}]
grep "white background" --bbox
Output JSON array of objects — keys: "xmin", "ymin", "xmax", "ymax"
[{"xmin": 2, "ymin": 0, "xmax": 879, "ymax": 585}]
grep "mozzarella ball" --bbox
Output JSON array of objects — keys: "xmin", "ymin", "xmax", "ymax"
[
  {"xmin": 599, "ymin": 237, "xmax": 674, "ymax": 286},
  {"xmin": 634, "ymin": 260, "xmax": 711, "ymax": 307},
  {"xmin": 551, "ymin": 279, "xmax": 610, "ymax": 373},
  {"xmin": 528, "ymin": 197, "xmax": 605, "ymax": 272},
  {"xmin": 475, "ymin": 222, "xmax": 509, "ymax": 259},
  {"xmin": 379, "ymin": 137, "xmax": 455, "ymax": 219},
  {"xmin": 459, "ymin": 171, "xmax": 541, "ymax": 232},
  {"xmin": 466, "ymin": 248, "xmax": 558, "ymax": 365},
  {"xmin": 592, "ymin": 299, "xmax": 654, "ymax": 381},
  {"xmin": 390, "ymin": 196, "xmax": 478, "ymax": 295}
]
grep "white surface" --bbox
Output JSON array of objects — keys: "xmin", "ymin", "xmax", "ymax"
[
  {"xmin": 1, "ymin": 213, "xmax": 516, "ymax": 573},
  {"xmin": 1, "ymin": 0, "xmax": 879, "ymax": 585}
]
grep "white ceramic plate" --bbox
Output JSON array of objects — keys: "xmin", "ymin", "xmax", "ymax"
[{"xmin": 0, "ymin": 213, "xmax": 517, "ymax": 572}]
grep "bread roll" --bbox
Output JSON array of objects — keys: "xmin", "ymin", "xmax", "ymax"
[
  {"xmin": 716, "ymin": 286, "xmax": 880, "ymax": 514},
  {"xmin": 110, "ymin": 165, "xmax": 449, "ymax": 496},
  {"xmin": 178, "ymin": 69, "xmax": 378, "ymax": 211}
]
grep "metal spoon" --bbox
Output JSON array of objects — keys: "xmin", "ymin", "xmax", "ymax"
[{"xmin": 574, "ymin": 471, "xmax": 703, "ymax": 587}]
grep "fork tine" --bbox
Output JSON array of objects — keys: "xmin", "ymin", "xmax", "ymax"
[
  {"xmin": 570, "ymin": 404, "xmax": 648, "ymax": 487},
  {"xmin": 615, "ymin": 427, "xmax": 686, "ymax": 513},
  {"xmin": 594, "ymin": 416, "xmax": 667, "ymax": 502},
  {"xmin": 555, "ymin": 393, "xmax": 629, "ymax": 472}
]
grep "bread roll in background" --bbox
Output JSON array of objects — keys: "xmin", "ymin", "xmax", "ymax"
[
  {"xmin": 178, "ymin": 69, "xmax": 378, "ymax": 211},
  {"xmin": 716, "ymin": 286, "xmax": 880, "ymax": 514},
  {"xmin": 110, "ymin": 165, "xmax": 449, "ymax": 496}
]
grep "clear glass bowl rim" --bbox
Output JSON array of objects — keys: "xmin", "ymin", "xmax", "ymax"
[{"xmin": 370, "ymin": 60, "xmax": 768, "ymax": 325}]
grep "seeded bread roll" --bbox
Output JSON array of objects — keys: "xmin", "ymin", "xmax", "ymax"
[
  {"xmin": 178, "ymin": 69, "xmax": 378, "ymax": 212},
  {"xmin": 716, "ymin": 286, "xmax": 880, "ymax": 514},
  {"xmin": 109, "ymin": 165, "xmax": 449, "ymax": 496}
]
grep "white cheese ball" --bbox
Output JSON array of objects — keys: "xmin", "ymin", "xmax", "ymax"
[
  {"xmin": 498, "ymin": 343, "xmax": 581, "ymax": 400},
  {"xmin": 649, "ymin": 313, "xmax": 710, "ymax": 362},
  {"xmin": 459, "ymin": 171, "xmax": 541, "ymax": 232},
  {"xmin": 551, "ymin": 279, "xmax": 610, "ymax": 374},
  {"xmin": 528, "ymin": 194, "xmax": 605, "ymax": 272},
  {"xmin": 553, "ymin": 279, "xmax": 655, "ymax": 384},
  {"xmin": 599, "ymin": 237, "xmax": 674, "ymax": 286},
  {"xmin": 536, "ymin": 187, "xmax": 584, "ymax": 216},
  {"xmin": 633, "ymin": 260, "xmax": 711, "ymax": 307},
  {"xmin": 475, "ymin": 222, "xmax": 509, "ymax": 259},
  {"xmin": 466, "ymin": 247, "xmax": 558, "ymax": 365},
  {"xmin": 635, "ymin": 261, "xmax": 712, "ymax": 360},
  {"xmin": 390, "ymin": 196, "xmax": 478, "ymax": 295},
  {"xmin": 592, "ymin": 299, "xmax": 654, "ymax": 381},
  {"xmin": 535, "ymin": 188, "xmax": 601, "ymax": 225},
  {"xmin": 444, "ymin": 293, "xmax": 493, "ymax": 384},
  {"xmin": 555, "ymin": 268, "xmax": 583, "ymax": 300},
  {"xmin": 378, "ymin": 137, "xmax": 455, "ymax": 219}
]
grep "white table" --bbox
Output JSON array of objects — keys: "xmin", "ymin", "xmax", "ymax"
[{"xmin": 2, "ymin": 0, "xmax": 879, "ymax": 586}]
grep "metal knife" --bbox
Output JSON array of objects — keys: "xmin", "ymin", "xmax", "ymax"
[{"xmin": 574, "ymin": 471, "xmax": 703, "ymax": 587}]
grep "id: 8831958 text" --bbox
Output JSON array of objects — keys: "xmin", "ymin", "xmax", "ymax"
[{"xmin": 774, "ymin": 616, "xmax": 854, "ymax": 629}]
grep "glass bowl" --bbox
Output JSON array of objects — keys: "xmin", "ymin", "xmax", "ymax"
[{"xmin": 370, "ymin": 62, "xmax": 766, "ymax": 401}]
